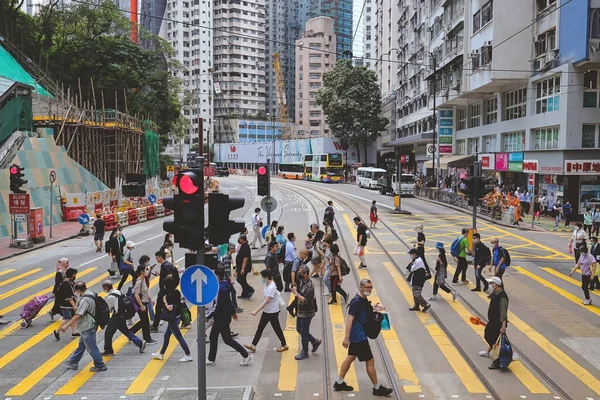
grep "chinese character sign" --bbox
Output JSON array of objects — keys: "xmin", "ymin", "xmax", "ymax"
[
  {"xmin": 565, "ymin": 160, "xmax": 600, "ymax": 174},
  {"xmin": 438, "ymin": 110, "xmax": 453, "ymax": 154}
]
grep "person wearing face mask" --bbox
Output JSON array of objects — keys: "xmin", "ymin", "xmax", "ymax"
[
  {"xmin": 334, "ymin": 279, "xmax": 393, "ymax": 396},
  {"xmin": 286, "ymin": 248, "xmax": 311, "ymax": 317},
  {"xmin": 50, "ymin": 258, "xmax": 70, "ymax": 321},
  {"xmin": 479, "ymin": 276, "xmax": 508, "ymax": 370},
  {"xmin": 407, "ymin": 248, "xmax": 431, "ymax": 312},
  {"xmin": 292, "ymin": 265, "xmax": 321, "ymax": 360},
  {"xmin": 63, "ymin": 281, "xmax": 107, "ymax": 372},
  {"xmin": 107, "ymin": 228, "xmax": 122, "ymax": 279},
  {"xmin": 236, "ymin": 234, "xmax": 255, "ymax": 300},
  {"xmin": 429, "ymin": 243, "xmax": 457, "ymax": 302},
  {"xmin": 472, "ymin": 233, "xmax": 491, "ymax": 292},
  {"xmin": 53, "ymin": 267, "xmax": 80, "ymax": 340},
  {"xmin": 117, "ymin": 241, "xmax": 136, "ymax": 291},
  {"xmin": 593, "ymin": 207, "xmax": 600, "ymax": 237},
  {"xmin": 569, "ymin": 246, "xmax": 597, "ymax": 305},
  {"xmin": 244, "ymin": 269, "xmax": 289, "ymax": 353},
  {"xmin": 589, "ymin": 237, "xmax": 600, "ymax": 290}
]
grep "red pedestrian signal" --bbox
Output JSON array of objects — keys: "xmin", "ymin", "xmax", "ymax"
[
  {"xmin": 174, "ymin": 171, "xmax": 203, "ymax": 195},
  {"xmin": 258, "ymin": 166, "xmax": 267, "ymax": 175},
  {"xmin": 257, "ymin": 164, "xmax": 269, "ymax": 196},
  {"xmin": 9, "ymin": 164, "xmax": 27, "ymax": 194}
]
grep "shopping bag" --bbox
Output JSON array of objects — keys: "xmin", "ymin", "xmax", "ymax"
[
  {"xmin": 491, "ymin": 335, "xmax": 501, "ymax": 361},
  {"xmin": 498, "ymin": 333, "xmax": 514, "ymax": 369},
  {"xmin": 180, "ymin": 302, "xmax": 192, "ymax": 327},
  {"xmin": 277, "ymin": 291, "xmax": 287, "ymax": 310},
  {"xmin": 109, "ymin": 261, "xmax": 119, "ymax": 274},
  {"xmin": 353, "ymin": 245, "xmax": 363, "ymax": 256},
  {"xmin": 381, "ymin": 312, "xmax": 391, "ymax": 330}
]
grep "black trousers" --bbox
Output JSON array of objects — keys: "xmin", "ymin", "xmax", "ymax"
[
  {"xmin": 208, "ymin": 319, "xmax": 249, "ymax": 361},
  {"xmin": 252, "ymin": 311, "xmax": 286, "ymax": 346},
  {"xmin": 274, "ymin": 274, "xmax": 284, "ymax": 292},
  {"xmin": 237, "ymin": 272, "xmax": 254, "ymax": 298},
  {"xmin": 590, "ymin": 276, "xmax": 600, "ymax": 290},
  {"xmin": 283, "ymin": 262, "xmax": 292, "ymax": 289},
  {"xmin": 152, "ymin": 290, "xmax": 165, "ymax": 329},
  {"xmin": 582, "ymin": 275, "xmax": 591, "ymax": 300},
  {"xmin": 432, "ymin": 282, "xmax": 451, "ymax": 295},
  {"xmin": 452, "ymin": 257, "xmax": 468, "ymax": 283}
]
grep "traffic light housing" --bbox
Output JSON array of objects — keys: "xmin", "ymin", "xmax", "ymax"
[
  {"xmin": 208, "ymin": 192, "xmax": 245, "ymax": 245},
  {"xmin": 9, "ymin": 164, "xmax": 27, "ymax": 193},
  {"xmin": 257, "ymin": 164, "xmax": 269, "ymax": 196},
  {"xmin": 163, "ymin": 169, "xmax": 205, "ymax": 250}
]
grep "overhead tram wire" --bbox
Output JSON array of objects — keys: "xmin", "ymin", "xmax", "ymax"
[
  {"xmin": 68, "ymin": 0, "xmax": 589, "ymax": 76},
  {"xmin": 351, "ymin": 0, "xmax": 368, "ymax": 51}
]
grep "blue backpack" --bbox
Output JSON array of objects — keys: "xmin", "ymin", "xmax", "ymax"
[{"xmin": 450, "ymin": 236, "xmax": 462, "ymax": 257}]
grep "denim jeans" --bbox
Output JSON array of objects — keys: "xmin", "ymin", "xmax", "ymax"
[
  {"xmin": 323, "ymin": 268, "xmax": 331, "ymax": 293},
  {"xmin": 296, "ymin": 316, "xmax": 317, "ymax": 353},
  {"xmin": 68, "ymin": 328, "xmax": 106, "ymax": 368},
  {"xmin": 117, "ymin": 264, "xmax": 135, "ymax": 291},
  {"xmin": 104, "ymin": 315, "xmax": 143, "ymax": 352},
  {"xmin": 474, "ymin": 266, "xmax": 489, "ymax": 290},
  {"xmin": 160, "ymin": 318, "xmax": 190, "ymax": 356}
]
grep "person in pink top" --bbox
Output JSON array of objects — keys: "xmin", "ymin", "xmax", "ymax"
[{"xmin": 569, "ymin": 246, "xmax": 597, "ymax": 305}]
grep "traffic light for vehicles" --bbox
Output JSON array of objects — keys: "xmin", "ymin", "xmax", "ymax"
[
  {"xmin": 208, "ymin": 192, "xmax": 245, "ymax": 245},
  {"xmin": 9, "ymin": 164, "xmax": 27, "ymax": 193},
  {"xmin": 163, "ymin": 168, "xmax": 205, "ymax": 250},
  {"xmin": 257, "ymin": 164, "xmax": 269, "ymax": 196}
]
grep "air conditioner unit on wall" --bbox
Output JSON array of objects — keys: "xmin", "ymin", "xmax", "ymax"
[{"xmin": 483, "ymin": 41, "xmax": 492, "ymax": 47}]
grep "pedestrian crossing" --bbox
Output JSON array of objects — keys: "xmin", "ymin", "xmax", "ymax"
[{"xmin": 1, "ymin": 234, "xmax": 600, "ymax": 398}]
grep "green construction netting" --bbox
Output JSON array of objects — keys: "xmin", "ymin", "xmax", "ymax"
[
  {"xmin": 144, "ymin": 123, "xmax": 160, "ymax": 177},
  {"xmin": 0, "ymin": 44, "xmax": 52, "ymax": 97},
  {"xmin": 0, "ymin": 97, "xmax": 33, "ymax": 143}
]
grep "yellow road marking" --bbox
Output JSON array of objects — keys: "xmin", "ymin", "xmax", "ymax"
[
  {"xmin": 446, "ymin": 264, "xmax": 600, "ymax": 395},
  {"xmin": 126, "ymin": 306, "xmax": 198, "ymax": 394},
  {"xmin": 0, "ymin": 269, "xmax": 16, "ymax": 278},
  {"xmin": 514, "ymin": 267, "xmax": 600, "ymax": 317},
  {"xmin": 0, "ymin": 271, "xmax": 58, "ymax": 301},
  {"xmin": 329, "ymin": 297, "xmax": 359, "ymax": 391},
  {"xmin": 0, "ymin": 268, "xmax": 43, "ymax": 288},
  {"xmin": 542, "ymin": 267, "xmax": 600, "ymax": 299},
  {"xmin": 55, "ymin": 277, "xmax": 159, "ymax": 395},
  {"xmin": 5, "ymin": 276, "xmax": 128, "ymax": 396},
  {"xmin": 0, "ymin": 268, "xmax": 96, "ymax": 341},
  {"xmin": 382, "ymin": 262, "xmax": 486, "ymax": 393},
  {"xmin": 278, "ymin": 294, "xmax": 299, "ymax": 391}
]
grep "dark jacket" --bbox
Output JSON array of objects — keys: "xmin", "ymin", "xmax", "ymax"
[
  {"xmin": 265, "ymin": 251, "xmax": 280, "ymax": 276},
  {"xmin": 211, "ymin": 280, "xmax": 236, "ymax": 323},
  {"xmin": 591, "ymin": 243, "xmax": 600, "ymax": 262},
  {"xmin": 407, "ymin": 259, "xmax": 427, "ymax": 287},
  {"xmin": 474, "ymin": 241, "xmax": 491, "ymax": 267},
  {"xmin": 297, "ymin": 278, "xmax": 316, "ymax": 318},
  {"xmin": 487, "ymin": 289, "xmax": 509, "ymax": 326}
]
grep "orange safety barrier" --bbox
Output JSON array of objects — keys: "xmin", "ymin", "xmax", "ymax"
[
  {"xmin": 104, "ymin": 213, "xmax": 119, "ymax": 231},
  {"xmin": 165, "ymin": 208, "xmax": 172, "ymax": 215},
  {"xmin": 128, "ymin": 209, "xmax": 139, "ymax": 225},
  {"xmin": 65, "ymin": 206, "xmax": 86, "ymax": 221},
  {"xmin": 146, "ymin": 205, "xmax": 156, "ymax": 220}
]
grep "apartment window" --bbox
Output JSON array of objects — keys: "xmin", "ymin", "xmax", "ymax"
[
  {"xmin": 457, "ymin": 108, "xmax": 467, "ymax": 130},
  {"xmin": 536, "ymin": 75, "xmax": 561, "ymax": 113},
  {"xmin": 485, "ymin": 97, "xmax": 497, "ymax": 125},
  {"xmin": 482, "ymin": 134, "xmax": 497, "ymax": 152},
  {"xmin": 532, "ymin": 126, "xmax": 559, "ymax": 150},
  {"xmin": 467, "ymin": 137, "xmax": 479, "ymax": 154},
  {"xmin": 456, "ymin": 139, "xmax": 466, "ymax": 155},
  {"xmin": 473, "ymin": 10, "xmax": 481, "ymax": 32},
  {"xmin": 469, "ymin": 103, "xmax": 481, "ymax": 128},
  {"xmin": 583, "ymin": 70, "xmax": 600, "ymax": 107},
  {"xmin": 504, "ymin": 87, "xmax": 527, "ymax": 120},
  {"xmin": 537, "ymin": 0, "xmax": 556, "ymax": 12},
  {"xmin": 535, "ymin": 28, "xmax": 556, "ymax": 57},
  {"xmin": 582, "ymin": 125, "xmax": 598, "ymax": 148},
  {"xmin": 482, "ymin": 45, "xmax": 492, "ymax": 65},
  {"xmin": 503, "ymin": 131, "xmax": 524, "ymax": 152},
  {"xmin": 473, "ymin": 1, "xmax": 492, "ymax": 33}
]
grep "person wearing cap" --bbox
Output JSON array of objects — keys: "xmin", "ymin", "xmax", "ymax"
[
  {"xmin": 479, "ymin": 276, "xmax": 508, "ymax": 369},
  {"xmin": 473, "ymin": 233, "xmax": 491, "ymax": 292},
  {"xmin": 407, "ymin": 248, "xmax": 431, "ymax": 312},
  {"xmin": 117, "ymin": 240, "xmax": 136, "ymax": 291},
  {"xmin": 429, "ymin": 243, "xmax": 457, "ymax": 302}
]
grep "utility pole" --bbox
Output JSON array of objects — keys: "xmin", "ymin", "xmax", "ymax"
[
  {"xmin": 431, "ymin": 53, "xmax": 439, "ymax": 187},
  {"xmin": 472, "ymin": 161, "xmax": 481, "ymax": 230}
]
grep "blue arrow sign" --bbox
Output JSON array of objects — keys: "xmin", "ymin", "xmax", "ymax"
[
  {"xmin": 78, "ymin": 213, "xmax": 90, "ymax": 225},
  {"xmin": 261, "ymin": 225, "xmax": 269, "ymax": 240},
  {"xmin": 180, "ymin": 265, "xmax": 219, "ymax": 306},
  {"xmin": 148, "ymin": 194, "xmax": 157, "ymax": 204}
]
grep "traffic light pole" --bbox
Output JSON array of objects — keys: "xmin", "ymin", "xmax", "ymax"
[
  {"xmin": 266, "ymin": 158, "xmax": 272, "ymax": 226},
  {"xmin": 197, "ymin": 168, "xmax": 206, "ymax": 400},
  {"xmin": 472, "ymin": 161, "xmax": 481, "ymax": 230}
]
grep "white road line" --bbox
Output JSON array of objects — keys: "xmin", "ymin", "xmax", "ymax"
[
  {"xmin": 77, "ymin": 233, "xmax": 164, "ymax": 268},
  {"xmin": 152, "ymin": 388, "xmax": 166, "ymax": 400}
]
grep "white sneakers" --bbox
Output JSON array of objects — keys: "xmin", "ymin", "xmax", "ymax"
[
  {"xmin": 583, "ymin": 299, "xmax": 593, "ymax": 306},
  {"xmin": 479, "ymin": 350, "xmax": 490, "ymax": 357},
  {"xmin": 152, "ymin": 352, "xmax": 163, "ymax": 360},
  {"xmin": 427, "ymin": 295, "xmax": 437, "ymax": 301},
  {"xmin": 206, "ymin": 360, "xmax": 216, "ymax": 366},
  {"xmin": 240, "ymin": 355, "xmax": 253, "ymax": 366},
  {"xmin": 179, "ymin": 355, "xmax": 193, "ymax": 363}
]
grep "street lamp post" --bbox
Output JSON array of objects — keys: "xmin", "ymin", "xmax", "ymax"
[{"xmin": 430, "ymin": 53, "xmax": 439, "ymax": 187}]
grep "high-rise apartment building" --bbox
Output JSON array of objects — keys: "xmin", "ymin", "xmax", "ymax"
[
  {"xmin": 351, "ymin": 0, "xmax": 364, "ymax": 58},
  {"xmin": 213, "ymin": 0, "xmax": 267, "ymax": 140},
  {"xmin": 322, "ymin": 0, "xmax": 353, "ymax": 57},
  {"xmin": 295, "ymin": 16, "xmax": 336, "ymax": 137},
  {"xmin": 362, "ymin": 0, "xmax": 376, "ymax": 69}
]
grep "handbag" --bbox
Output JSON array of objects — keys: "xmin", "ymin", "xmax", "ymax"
[
  {"xmin": 277, "ymin": 291, "xmax": 287, "ymax": 310},
  {"xmin": 491, "ymin": 335, "xmax": 501, "ymax": 361},
  {"xmin": 160, "ymin": 307, "xmax": 176, "ymax": 322},
  {"xmin": 498, "ymin": 333, "xmax": 514, "ymax": 369},
  {"xmin": 353, "ymin": 245, "xmax": 363, "ymax": 256}
]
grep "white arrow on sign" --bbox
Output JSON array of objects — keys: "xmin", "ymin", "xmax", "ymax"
[{"xmin": 191, "ymin": 268, "xmax": 208, "ymax": 302}]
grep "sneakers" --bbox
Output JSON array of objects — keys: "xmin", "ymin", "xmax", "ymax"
[
  {"xmin": 146, "ymin": 339, "xmax": 158, "ymax": 344},
  {"xmin": 101, "ymin": 350, "xmax": 115, "ymax": 356},
  {"xmin": 149, "ymin": 327, "xmax": 158, "ymax": 333},
  {"xmin": 206, "ymin": 360, "xmax": 216, "ymax": 366},
  {"xmin": 64, "ymin": 360, "xmax": 78, "ymax": 370},
  {"xmin": 240, "ymin": 355, "xmax": 253, "ymax": 366},
  {"xmin": 451, "ymin": 281, "xmax": 460, "ymax": 286},
  {"xmin": 276, "ymin": 345, "xmax": 289, "ymax": 352},
  {"xmin": 583, "ymin": 299, "xmax": 593, "ymax": 305},
  {"xmin": 312, "ymin": 339, "xmax": 322, "ymax": 353},
  {"xmin": 471, "ymin": 288, "xmax": 482, "ymax": 292},
  {"xmin": 89, "ymin": 365, "xmax": 107, "ymax": 372},
  {"xmin": 328, "ymin": 300, "xmax": 338, "ymax": 305},
  {"xmin": 358, "ymin": 264, "xmax": 368, "ymax": 270},
  {"xmin": 179, "ymin": 355, "xmax": 193, "ymax": 363},
  {"xmin": 323, "ymin": 292, "xmax": 330, "ymax": 297},
  {"xmin": 295, "ymin": 352, "xmax": 309, "ymax": 360},
  {"xmin": 452, "ymin": 291, "xmax": 457, "ymax": 302},
  {"xmin": 373, "ymin": 385, "xmax": 393, "ymax": 397},
  {"xmin": 53, "ymin": 330, "xmax": 60, "ymax": 341},
  {"xmin": 139, "ymin": 340, "xmax": 146, "ymax": 353},
  {"xmin": 408, "ymin": 306, "xmax": 420, "ymax": 311},
  {"xmin": 422, "ymin": 304, "xmax": 431, "ymax": 312},
  {"xmin": 479, "ymin": 350, "xmax": 490, "ymax": 357},
  {"xmin": 428, "ymin": 295, "xmax": 437, "ymax": 301},
  {"xmin": 244, "ymin": 344, "xmax": 256, "ymax": 353},
  {"xmin": 152, "ymin": 352, "xmax": 164, "ymax": 360},
  {"xmin": 231, "ymin": 331, "xmax": 239, "ymax": 338},
  {"xmin": 333, "ymin": 381, "xmax": 354, "ymax": 391},
  {"xmin": 235, "ymin": 307, "xmax": 244, "ymax": 313}
]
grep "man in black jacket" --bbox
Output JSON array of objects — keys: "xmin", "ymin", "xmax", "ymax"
[
  {"xmin": 150, "ymin": 250, "xmax": 177, "ymax": 332},
  {"xmin": 292, "ymin": 265, "xmax": 321, "ymax": 360},
  {"xmin": 472, "ymin": 233, "xmax": 491, "ymax": 292},
  {"xmin": 207, "ymin": 268, "xmax": 252, "ymax": 367}
]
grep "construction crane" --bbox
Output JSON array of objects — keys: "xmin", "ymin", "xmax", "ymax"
[{"xmin": 272, "ymin": 52, "xmax": 292, "ymax": 140}]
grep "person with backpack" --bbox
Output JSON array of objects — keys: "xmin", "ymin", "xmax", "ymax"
[
  {"xmin": 151, "ymin": 249, "xmax": 179, "ymax": 333},
  {"xmin": 287, "ymin": 248, "xmax": 311, "ymax": 317},
  {"xmin": 429, "ymin": 243, "xmax": 457, "ymax": 302},
  {"xmin": 101, "ymin": 280, "xmax": 146, "ymax": 355},
  {"xmin": 451, "ymin": 228, "xmax": 472, "ymax": 285},
  {"xmin": 333, "ymin": 278, "xmax": 393, "ymax": 396},
  {"xmin": 473, "ymin": 233, "xmax": 491, "ymax": 292},
  {"xmin": 62, "ymin": 281, "xmax": 107, "ymax": 372},
  {"xmin": 353, "ymin": 216, "xmax": 369, "ymax": 270},
  {"xmin": 407, "ymin": 248, "xmax": 431, "ymax": 312},
  {"xmin": 132, "ymin": 263, "xmax": 157, "ymax": 344},
  {"xmin": 53, "ymin": 267, "xmax": 80, "ymax": 340},
  {"xmin": 152, "ymin": 277, "xmax": 193, "ymax": 362},
  {"xmin": 329, "ymin": 244, "xmax": 348, "ymax": 305},
  {"xmin": 292, "ymin": 265, "xmax": 321, "ymax": 360},
  {"xmin": 275, "ymin": 226, "xmax": 287, "ymax": 263},
  {"xmin": 220, "ymin": 243, "xmax": 243, "ymax": 313},
  {"xmin": 324, "ymin": 200, "xmax": 335, "ymax": 224},
  {"xmin": 489, "ymin": 238, "xmax": 510, "ymax": 282}
]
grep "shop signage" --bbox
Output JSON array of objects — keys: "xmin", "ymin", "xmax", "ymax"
[
  {"xmin": 508, "ymin": 152, "xmax": 523, "ymax": 162},
  {"xmin": 437, "ymin": 110, "xmax": 453, "ymax": 154},
  {"xmin": 478, "ymin": 154, "xmax": 493, "ymax": 170},
  {"xmin": 522, "ymin": 160, "xmax": 539, "ymax": 173},
  {"xmin": 508, "ymin": 162, "xmax": 523, "ymax": 172},
  {"xmin": 495, "ymin": 153, "xmax": 509, "ymax": 171},
  {"xmin": 564, "ymin": 160, "xmax": 600, "ymax": 175}
]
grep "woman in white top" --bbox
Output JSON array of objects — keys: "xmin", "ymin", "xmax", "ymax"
[
  {"xmin": 569, "ymin": 222, "xmax": 588, "ymax": 262},
  {"xmin": 244, "ymin": 269, "xmax": 288, "ymax": 353}
]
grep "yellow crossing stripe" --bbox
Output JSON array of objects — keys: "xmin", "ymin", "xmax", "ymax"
[
  {"xmin": 329, "ymin": 298, "xmax": 360, "ymax": 391},
  {"xmin": 0, "ymin": 271, "xmax": 58, "ymax": 301},
  {"xmin": 55, "ymin": 277, "xmax": 159, "ymax": 395},
  {"xmin": 542, "ymin": 267, "xmax": 600, "ymax": 300},
  {"xmin": 381, "ymin": 262, "xmax": 486, "ymax": 394},
  {"xmin": 126, "ymin": 306, "xmax": 198, "ymax": 394},
  {"xmin": 278, "ymin": 294, "xmax": 299, "ymax": 391},
  {"xmin": 0, "ymin": 269, "xmax": 16, "ymax": 277},
  {"xmin": 0, "ymin": 268, "xmax": 41, "ymax": 288},
  {"xmin": 5, "ymin": 275, "xmax": 130, "ymax": 396}
]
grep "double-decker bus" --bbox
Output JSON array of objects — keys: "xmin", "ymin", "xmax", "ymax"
[
  {"xmin": 304, "ymin": 153, "xmax": 344, "ymax": 183},
  {"xmin": 278, "ymin": 162, "xmax": 305, "ymax": 180}
]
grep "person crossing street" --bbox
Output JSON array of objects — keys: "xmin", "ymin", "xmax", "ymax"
[
  {"xmin": 473, "ymin": 233, "xmax": 491, "ymax": 292},
  {"xmin": 452, "ymin": 228, "xmax": 472, "ymax": 285},
  {"xmin": 250, "ymin": 208, "xmax": 266, "ymax": 249},
  {"xmin": 292, "ymin": 265, "xmax": 321, "ymax": 360}
]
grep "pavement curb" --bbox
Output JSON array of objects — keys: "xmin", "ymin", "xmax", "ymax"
[{"xmin": 0, "ymin": 232, "xmax": 82, "ymax": 262}]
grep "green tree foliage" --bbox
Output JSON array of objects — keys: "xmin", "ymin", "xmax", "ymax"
[
  {"xmin": 0, "ymin": 0, "xmax": 182, "ymax": 145},
  {"xmin": 316, "ymin": 59, "xmax": 388, "ymax": 164}
]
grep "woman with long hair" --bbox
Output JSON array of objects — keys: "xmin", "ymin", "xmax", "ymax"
[
  {"xmin": 309, "ymin": 230, "xmax": 325, "ymax": 278},
  {"xmin": 49, "ymin": 258, "xmax": 70, "ymax": 320},
  {"xmin": 429, "ymin": 243, "xmax": 456, "ymax": 301},
  {"xmin": 275, "ymin": 226, "xmax": 287, "ymax": 263},
  {"xmin": 133, "ymin": 263, "xmax": 156, "ymax": 344},
  {"xmin": 328, "ymin": 244, "xmax": 348, "ymax": 305}
]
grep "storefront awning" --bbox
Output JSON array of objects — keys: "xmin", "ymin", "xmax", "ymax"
[{"xmin": 423, "ymin": 154, "xmax": 476, "ymax": 169}]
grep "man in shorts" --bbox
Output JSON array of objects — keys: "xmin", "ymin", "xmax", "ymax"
[
  {"xmin": 92, "ymin": 214, "xmax": 105, "ymax": 253},
  {"xmin": 333, "ymin": 278, "xmax": 393, "ymax": 397}
]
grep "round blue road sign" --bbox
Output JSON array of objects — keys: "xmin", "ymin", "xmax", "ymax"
[
  {"xmin": 78, "ymin": 213, "xmax": 90, "ymax": 225},
  {"xmin": 148, "ymin": 194, "xmax": 157, "ymax": 204},
  {"xmin": 180, "ymin": 265, "xmax": 219, "ymax": 306},
  {"xmin": 261, "ymin": 225, "xmax": 269, "ymax": 240}
]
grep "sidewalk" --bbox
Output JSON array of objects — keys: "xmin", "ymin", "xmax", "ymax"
[
  {"xmin": 0, "ymin": 221, "xmax": 82, "ymax": 261},
  {"xmin": 156, "ymin": 386, "xmax": 253, "ymax": 400}
]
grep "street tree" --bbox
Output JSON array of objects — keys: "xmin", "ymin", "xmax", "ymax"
[{"xmin": 316, "ymin": 59, "xmax": 388, "ymax": 164}]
